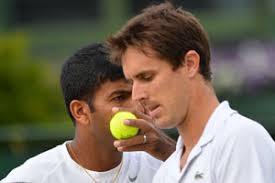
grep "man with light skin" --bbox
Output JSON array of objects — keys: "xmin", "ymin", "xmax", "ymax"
[
  {"xmin": 2, "ymin": 43, "xmax": 175, "ymax": 183},
  {"xmin": 107, "ymin": 2, "xmax": 275, "ymax": 183}
]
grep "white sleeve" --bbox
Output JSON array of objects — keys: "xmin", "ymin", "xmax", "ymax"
[
  {"xmin": 213, "ymin": 121, "xmax": 275, "ymax": 183},
  {"xmin": 1, "ymin": 163, "xmax": 41, "ymax": 183}
]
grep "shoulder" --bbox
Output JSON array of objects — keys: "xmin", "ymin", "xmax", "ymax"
[
  {"xmin": 213, "ymin": 112, "xmax": 275, "ymax": 157},
  {"xmin": 213, "ymin": 113, "xmax": 275, "ymax": 158},
  {"xmin": 219, "ymin": 113, "xmax": 274, "ymax": 148},
  {"xmin": 212, "ymin": 114, "xmax": 275, "ymax": 182},
  {"xmin": 212, "ymin": 101, "xmax": 273, "ymax": 145},
  {"xmin": 2, "ymin": 143, "xmax": 67, "ymax": 183}
]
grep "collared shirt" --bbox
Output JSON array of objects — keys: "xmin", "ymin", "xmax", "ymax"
[
  {"xmin": 2, "ymin": 141, "xmax": 162, "ymax": 183},
  {"xmin": 153, "ymin": 101, "xmax": 275, "ymax": 183}
]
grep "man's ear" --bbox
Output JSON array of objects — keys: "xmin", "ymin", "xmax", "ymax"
[
  {"xmin": 182, "ymin": 50, "xmax": 200, "ymax": 78},
  {"xmin": 70, "ymin": 100, "xmax": 91, "ymax": 126}
]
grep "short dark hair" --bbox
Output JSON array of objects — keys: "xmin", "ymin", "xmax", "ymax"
[
  {"xmin": 107, "ymin": 2, "xmax": 212, "ymax": 81},
  {"xmin": 60, "ymin": 43, "xmax": 124, "ymax": 123}
]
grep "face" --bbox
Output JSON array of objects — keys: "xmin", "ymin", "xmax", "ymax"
[
  {"xmin": 122, "ymin": 47, "xmax": 192, "ymax": 129},
  {"xmin": 88, "ymin": 79, "xmax": 133, "ymax": 147}
]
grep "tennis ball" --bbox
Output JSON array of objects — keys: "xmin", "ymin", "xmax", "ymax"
[{"xmin": 110, "ymin": 111, "xmax": 139, "ymax": 139}]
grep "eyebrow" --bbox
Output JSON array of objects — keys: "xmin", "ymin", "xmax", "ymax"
[
  {"xmin": 108, "ymin": 89, "xmax": 132, "ymax": 99},
  {"xmin": 125, "ymin": 69, "xmax": 155, "ymax": 84},
  {"xmin": 134, "ymin": 70, "xmax": 154, "ymax": 79}
]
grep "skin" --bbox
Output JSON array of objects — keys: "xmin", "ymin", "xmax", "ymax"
[
  {"xmin": 112, "ymin": 105, "xmax": 176, "ymax": 161},
  {"xmin": 67, "ymin": 78, "xmax": 176, "ymax": 171},
  {"xmin": 121, "ymin": 46, "xmax": 219, "ymax": 169},
  {"xmin": 68, "ymin": 79, "xmax": 133, "ymax": 171}
]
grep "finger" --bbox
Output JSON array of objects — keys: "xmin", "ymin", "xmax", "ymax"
[
  {"xmin": 112, "ymin": 106, "xmax": 152, "ymax": 121},
  {"xmin": 137, "ymin": 101, "xmax": 151, "ymax": 115},
  {"xmin": 124, "ymin": 118, "xmax": 154, "ymax": 133},
  {"xmin": 116, "ymin": 143, "xmax": 154, "ymax": 152},
  {"xmin": 114, "ymin": 134, "xmax": 148, "ymax": 148},
  {"xmin": 135, "ymin": 102, "xmax": 146, "ymax": 114}
]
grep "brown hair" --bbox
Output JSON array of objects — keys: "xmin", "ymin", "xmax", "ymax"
[{"xmin": 107, "ymin": 2, "xmax": 212, "ymax": 81}]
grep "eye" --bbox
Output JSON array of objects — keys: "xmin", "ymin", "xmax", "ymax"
[
  {"xmin": 140, "ymin": 73, "xmax": 154, "ymax": 81},
  {"xmin": 111, "ymin": 93, "xmax": 130, "ymax": 102}
]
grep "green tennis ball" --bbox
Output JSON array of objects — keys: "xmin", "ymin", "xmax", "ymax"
[{"xmin": 110, "ymin": 111, "xmax": 139, "ymax": 139}]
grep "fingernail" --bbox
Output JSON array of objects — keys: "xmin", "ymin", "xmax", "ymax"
[
  {"xmin": 124, "ymin": 119, "xmax": 131, "ymax": 125},
  {"xmin": 114, "ymin": 141, "xmax": 120, "ymax": 147},
  {"xmin": 117, "ymin": 147, "xmax": 123, "ymax": 152},
  {"xmin": 112, "ymin": 107, "xmax": 119, "ymax": 113}
]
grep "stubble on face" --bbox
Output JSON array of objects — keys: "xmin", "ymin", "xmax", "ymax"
[{"xmin": 122, "ymin": 47, "xmax": 189, "ymax": 129}]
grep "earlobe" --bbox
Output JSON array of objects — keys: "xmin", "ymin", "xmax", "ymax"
[
  {"xmin": 183, "ymin": 50, "xmax": 200, "ymax": 78},
  {"xmin": 70, "ymin": 100, "xmax": 90, "ymax": 125}
]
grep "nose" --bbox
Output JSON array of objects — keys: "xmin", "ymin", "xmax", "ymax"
[{"xmin": 132, "ymin": 82, "xmax": 147, "ymax": 103}]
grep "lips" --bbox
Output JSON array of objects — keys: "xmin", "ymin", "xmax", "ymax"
[
  {"xmin": 148, "ymin": 104, "xmax": 161, "ymax": 118},
  {"xmin": 139, "ymin": 102, "xmax": 161, "ymax": 118}
]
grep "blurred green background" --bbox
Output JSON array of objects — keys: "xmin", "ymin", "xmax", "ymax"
[{"xmin": 0, "ymin": 0, "xmax": 274, "ymax": 178}]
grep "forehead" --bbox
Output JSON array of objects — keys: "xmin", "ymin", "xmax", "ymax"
[
  {"xmin": 94, "ymin": 79, "xmax": 131, "ymax": 97},
  {"xmin": 121, "ymin": 47, "xmax": 172, "ymax": 79}
]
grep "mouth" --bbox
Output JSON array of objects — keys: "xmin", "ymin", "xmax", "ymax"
[{"xmin": 148, "ymin": 104, "xmax": 161, "ymax": 118}]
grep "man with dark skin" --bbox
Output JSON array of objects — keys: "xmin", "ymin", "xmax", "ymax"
[{"xmin": 2, "ymin": 43, "xmax": 175, "ymax": 183}]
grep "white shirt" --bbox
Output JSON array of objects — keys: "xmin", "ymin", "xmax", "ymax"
[
  {"xmin": 2, "ymin": 141, "xmax": 162, "ymax": 183},
  {"xmin": 153, "ymin": 101, "xmax": 275, "ymax": 183}
]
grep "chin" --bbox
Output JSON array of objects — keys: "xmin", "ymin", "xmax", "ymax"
[{"xmin": 154, "ymin": 117, "xmax": 173, "ymax": 129}]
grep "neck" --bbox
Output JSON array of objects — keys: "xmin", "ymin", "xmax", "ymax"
[
  {"xmin": 177, "ymin": 81, "xmax": 219, "ymax": 151},
  {"xmin": 67, "ymin": 130, "xmax": 122, "ymax": 172}
]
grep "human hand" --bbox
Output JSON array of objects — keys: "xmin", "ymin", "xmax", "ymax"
[{"xmin": 112, "ymin": 106, "xmax": 176, "ymax": 161}]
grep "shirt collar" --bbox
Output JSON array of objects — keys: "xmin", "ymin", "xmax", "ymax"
[
  {"xmin": 176, "ymin": 101, "xmax": 237, "ymax": 151},
  {"xmin": 196, "ymin": 101, "xmax": 237, "ymax": 148}
]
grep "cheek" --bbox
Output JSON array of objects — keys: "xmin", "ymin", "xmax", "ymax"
[
  {"xmin": 120, "ymin": 99, "xmax": 134, "ymax": 108},
  {"xmin": 162, "ymin": 75, "xmax": 188, "ymax": 114},
  {"xmin": 150, "ymin": 75, "xmax": 171, "ymax": 95},
  {"xmin": 153, "ymin": 73, "xmax": 181, "ymax": 100},
  {"xmin": 91, "ymin": 110, "xmax": 113, "ymax": 133}
]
